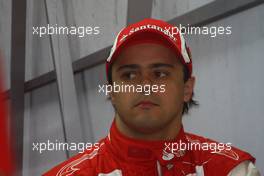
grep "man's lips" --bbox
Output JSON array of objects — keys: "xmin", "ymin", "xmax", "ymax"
[{"xmin": 135, "ymin": 101, "xmax": 158, "ymax": 109}]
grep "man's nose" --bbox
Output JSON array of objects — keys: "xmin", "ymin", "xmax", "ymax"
[{"xmin": 140, "ymin": 73, "xmax": 153, "ymax": 85}]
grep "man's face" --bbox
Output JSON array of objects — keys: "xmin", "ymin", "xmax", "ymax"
[{"xmin": 110, "ymin": 43, "xmax": 194, "ymax": 134}]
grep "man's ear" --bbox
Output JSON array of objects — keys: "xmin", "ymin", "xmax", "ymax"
[{"xmin": 183, "ymin": 76, "xmax": 195, "ymax": 102}]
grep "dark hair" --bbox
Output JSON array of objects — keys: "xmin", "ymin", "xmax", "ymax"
[{"xmin": 107, "ymin": 63, "xmax": 198, "ymax": 115}]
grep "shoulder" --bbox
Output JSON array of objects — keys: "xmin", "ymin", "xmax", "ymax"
[
  {"xmin": 42, "ymin": 139, "xmax": 106, "ymax": 176},
  {"xmin": 185, "ymin": 132, "xmax": 256, "ymax": 175}
]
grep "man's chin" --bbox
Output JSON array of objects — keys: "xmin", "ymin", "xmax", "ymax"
[
  {"xmin": 127, "ymin": 116, "xmax": 165, "ymax": 133},
  {"xmin": 133, "ymin": 106, "xmax": 160, "ymax": 116}
]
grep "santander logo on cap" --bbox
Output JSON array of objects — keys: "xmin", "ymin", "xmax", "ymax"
[{"xmin": 106, "ymin": 18, "xmax": 192, "ymax": 80}]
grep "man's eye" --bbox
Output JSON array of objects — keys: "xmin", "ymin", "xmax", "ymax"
[
  {"xmin": 154, "ymin": 71, "xmax": 168, "ymax": 78},
  {"xmin": 122, "ymin": 72, "xmax": 137, "ymax": 80}
]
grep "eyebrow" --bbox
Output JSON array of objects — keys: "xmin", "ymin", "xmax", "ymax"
[
  {"xmin": 117, "ymin": 63, "xmax": 175, "ymax": 72},
  {"xmin": 117, "ymin": 64, "xmax": 140, "ymax": 72},
  {"xmin": 149, "ymin": 63, "xmax": 175, "ymax": 69}
]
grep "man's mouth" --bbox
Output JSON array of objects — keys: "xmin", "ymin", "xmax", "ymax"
[{"xmin": 135, "ymin": 101, "xmax": 158, "ymax": 109}]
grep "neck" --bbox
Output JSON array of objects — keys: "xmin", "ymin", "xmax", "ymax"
[{"xmin": 115, "ymin": 114, "xmax": 182, "ymax": 141}]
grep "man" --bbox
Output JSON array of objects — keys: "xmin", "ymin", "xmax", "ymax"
[{"xmin": 43, "ymin": 19, "xmax": 260, "ymax": 175}]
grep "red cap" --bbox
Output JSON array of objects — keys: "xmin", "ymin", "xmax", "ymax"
[{"xmin": 106, "ymin": 18, "xmax": 192, "ymax": 81}]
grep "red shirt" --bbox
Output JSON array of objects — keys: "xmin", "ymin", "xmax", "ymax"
[{"xmin": 43, "ymin": 121, "xmax": 255, "ymax": 176}]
